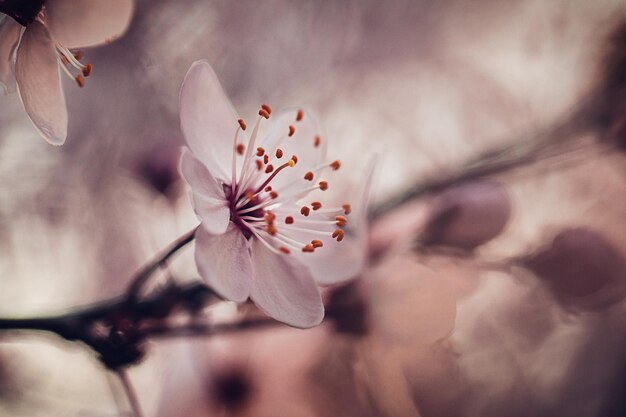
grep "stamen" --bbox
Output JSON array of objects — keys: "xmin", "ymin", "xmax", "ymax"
[
  {"xmin": 261, "ymin": 104, "xmax": 272, "ymax": 115},
  {"xmin": 330, "ymin": 160, "xmax": 341, "ymax": 170},
  {"xmin": 342, "ymin": 204, "xmax": 352, "ymax": 215},
  {"xmin": 332, "ymin": 229, "xmax": 345, "ymax": 242},
  {"xmin": 296, "ymin": 109, "xmax": 304, "ymax": 121},
  {"xmin": 81, "ymin": 63, "xmax": 92, "ymax": 77},
  {"xmin": 311, "ymin": 240, "xmax": 323, "ymax": 248},
  {"xmin": 279, "ymin": 246, "xmax": 291, "ymax": 254},
  {"xmin": 269, "ymin": 191, "xmax": 279, "ymax": 199},
  {"xmin": 285, "ymin": 216, "xmax": 294, "ymax": 224},
  {"xmin": 236, "ymin": 144, "xmax": 245, "ymax": 155},
  {"xmin": 314, "ymin": 135, "xmax": 321, "ymax": 148},
  {"xmin": 75, "ymin": 75, "xmax": 85, "ymax": 88},
  {"xmin": 304, "ymin": 172, "xmax": 314, "ymax": 181},
  {"xmin": 319, "ymin": 181, "xmax": 328, "ymax": 191},
  {"xmin": 267, "ymin": 224, "xmax": 278, "ymax": 236},
  {"xmin": 259, "ymin": 109, "xmax": 270, "ymax": 119},
  {"xmin": 254, "ymin": 160, "xmax": 297, "ymax": 194},
  {"xmin": 256, "ymin": 147, "xmax": 265, "ymax": 156},
  {"xmin": 302, "ymin": 244, "xmax": 315, "ymax": 253},
  {"xmin": 238, "ymin": 119, "xmax": 247, "ymax": 130},
  {"xmin": 288, "ymin": 125, "xmax": 296, "ymax": 137},
  {"xmin": 265, "ymin": 164, "xmax": 274, "ymax": 174},
  {"xmin": 275, "ymin": 148, "xmax": 283, "ymax": 159},
  {"xmin": 291, "ymin": 155, "xmax": 298, "ymax": 165},
  {"xmin": 335, "ymin": 216, "xmax": 347, "ymax": 227},
  {"xmin": 264, "ymin": 154, "xmax": 269, "ymax": 164},
  {"xmin": 265, "ymin": 211, "xmax": 276, "ymax": 222},
  {"xmin": 300, "ymin": 206, "xmax": 311, "ymax": 216},
  {"xmin": 264, "ymin": 186, "xmax": 272, "ymax": 192},
  {"xmin": 311, "ymin": 202, "xmax": 322, "ymax": 211},
  {"xmin": 255, "ymin": 160, "xmax": 263, "ymax": 170}
]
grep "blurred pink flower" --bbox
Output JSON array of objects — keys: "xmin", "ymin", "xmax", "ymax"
[
  {"xmin": 0, "ymin": 0, "xmax": 134, "ymax": 145},
  {"xmin": 179, "ymin": 60, "xmax": 368, "ymax": 328}
]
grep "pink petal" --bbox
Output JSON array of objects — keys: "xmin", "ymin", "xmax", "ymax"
[
  {"xmin": 250, "ymin": 238, "xmax": 324, "ymax": 328},
  {"xmin": 180, "ymin": 60, "xmax": 242, "ymax": 182},
  {"xmin": 179, "ymin": 147, "xmax": 230, "ymax": 235},
  {"xmin": 195, "ymin": 223, "xmax": 252, "ymax": 303},
  {"xmin": 15, "ymin": 21, "xmax": 67, "ymax": 145},
  {"xmin": 0, "ymin": 17, "xmax": 21, "ymax": 94},
  {"xmin": 257, "ymin": 108, "xmax": 327, "ymax": 192},
  {"xmin": 45, "ymin": 0, "xmax": 134, "ymax": 48}
]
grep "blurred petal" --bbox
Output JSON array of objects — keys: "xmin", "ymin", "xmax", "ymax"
[
  {"xmin": 0, "ymin": 17, "xmax": 20, "ymax": 94},
  {"xmin": 15, "ymin": 21, "xmax": 67, "ymax": 145},
  {"xmin": 180, "ymin": 60, "xmax": 242, "ymax": 181},
  {"xmin": 45, "ymin": 0, "xmax": 134, "ymax": 48},
  {"xmin": 250, "ymin": 239, "xmax": 323, "ymax": 328},
  {"xmin": 180, "ymin": 147, "xmax": 230, "ymax": 235},
  {"xmin": 257, "ymin": 108, "xmax": 326, "ymax": 192},
  {"xmin": 195, "ymin": 223, "xmax": 252, "ymax": 302}
]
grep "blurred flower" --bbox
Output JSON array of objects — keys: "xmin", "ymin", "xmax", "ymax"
[
  {"xmin": 179, "ymin": 60, "xmax": 368, "ymax": 328},
  {"xmin": 0, "ymin": 0, "xmax": 134, "ymax": 145}
]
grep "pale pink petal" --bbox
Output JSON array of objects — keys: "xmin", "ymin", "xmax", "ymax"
[
  {"xmin": 0, "ymin": 17, "xmax": 21, "ymax": 94},
  {"xmin": 15, "ymin": 21, "xmax": 67, "ymax": 145},
  {"xmin": 180, "ymin": 60, "xmax": 243, "ymax": 182},
  {"xmin": 195, "ymin": 223, "xmax": 252, "ymax": 302},
  {"xmin": 250, "ymin": 238, "xmax": 324, "ymax": 328},
  {"xmin": 180, "ymin": 147, "xmax": 230, "ymax": 235},
  {"xmin": 45, "ymin": 0, "xmax": 134, "ymax": 48},
  {"xmin": 256, "ymin": 108, "xmax": 327, "ymax": 192}
]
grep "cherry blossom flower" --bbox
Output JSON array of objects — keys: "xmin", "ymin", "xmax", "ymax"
[
  {"xmin": 179, "ymin": 60, "xmax": 368, "ymax": 328},
  {"xmin": 0, "ymin": 0, "xmax": 134, "ymax": 145}
]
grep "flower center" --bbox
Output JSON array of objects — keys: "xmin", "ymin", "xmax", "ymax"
[{"xmin": 225, "ymin": 105, "xmax": 351, "ymax": 256}]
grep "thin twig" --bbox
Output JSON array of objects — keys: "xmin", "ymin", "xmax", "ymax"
[
  {"xmin": 116, "ymin": 368, "xmax": 145, "ymax": 417},
  {"xmin": 126, "ymin": 227, "xmax": 198, "ymax": 302}
]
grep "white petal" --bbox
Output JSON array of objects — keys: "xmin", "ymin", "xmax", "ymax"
[
  {"xmin": 15, "ymin": 21, "xmax": 67, "ymax": 145},
  {"xmin": 257, "ymin": 108, "xmax": 326, "ymax": 192},
  {"xmin": 180, "ymin": 60, "xmax": 243, "ymax": 182},
  {"xmin": 250, "ymin": 238, "xmax": 324, "ymax": 328},
  {"xmin": 45, "ymin": 0, "xmax": 134, "ymax": 48},
  {"xmin": 179, "ymin": 147, "xmax": 230, "ymax": 235},
  {"xmin": 195, "ymin": 223, "xmax": 252, "ymax": 302},
  {"xmin": 0, "ymin": 17, "xmax": 21, "ymax": 94}
]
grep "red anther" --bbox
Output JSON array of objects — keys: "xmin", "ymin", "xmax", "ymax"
[
  {"xmin": 314, "ymin": 135, "xmax": 321, "ymax": 148},
  {"xmin": 330, "ymin": 160, "xmax": 341, "ymax": 170},
  {"xmin": 311, "ymin": 201, "xmax": 322, "ymax": 210},
  {"xmin": 261, "ymin": 104, "xmax": 272, "ymax": 115},
  {"xmin": 265, "ymin": 164, "xmax": 274, "ymax": 173},
  {"xmin": 296, "ymin": 109, "xmax": 304, "ymax": 121},
  {"xmin": 81, "ymin": 63, "xmax": 93, "ymax": 77},
  {"xmin": 238, "ymin": 119, "xmax": 247, "ymax": 130},
  {"xmin": 256, "ymin": 147, "xmax": 265, "ymax": 156},
  {"xmin": 291, "ymin": 155, "xmax": 298, "ymax": 165},
  {"xmin": 255, "ymin": 160, "xmax": 263, "ymax": 170},
  {"xmin": 279, "ymin": 246, "xmax": 291, "ymax": 254},
  {"xmin": 304, "ymin": 171, "xmax": 314, "ymax": 181},
  {"xmin": 264, "ymin": 154, "xmax": 269, "ymax": 164},
  {"xmin": 275, "ymin": 148, "xmax": 283, "ymax": 159},
  {"xmin": 319, "ymin": 181, "xmax": 328, "ymax": 191},
  {"xmin": 311, "ymin": 239, "xmax": 323, "ymax": 248},
  {"xmin": 270, "ymin": 191, "xmax": 279, "ymax": 199},
  {"xmin": 267, "ymin": 224, "xmax": 278, "ymax": 236},
  {"xmin": 259, "ymin": 109, "xmax": 270, "ymax": 119},
  {"xmin": 285, "ymin": 216, "xmax": 294, "ymax": 224},
  {"xmin": 332, "ymin": 229, "xmax": 345, "ymax": 242},
  {"xmin": 335, "ymin": 216, "xmax": 347, "ymax": 226},
  {"xmin": 264, "ymin": 186, "xmax": 272, "ymax": 192},
  {"xmin": 288, "ymin": 125, "xmax": 296, "ymax": 137},
  {"xmin": 265, "ymin": 211, "xmax": 276, "ymax": 222},
  {"xmin": 300, "ymin": 206, "xmax": 311, "ymax": 216},
  {"xmin": 73, "ymin": 51, "xmax": 84, "ymax": 60},
  {"xmin": 236, "ymin": 144, "xmax": 245, "ymax": 155},
  {"xmin": 342, "ymin": 204, "xmax": 352, "ymax": 215},
  {"xmin": 75, "ymin": 75, "xmax": 85, "ymax": 88},
  {"xmin": 302, "ymin": 244, "xmax": 315, "ymax": 253}
]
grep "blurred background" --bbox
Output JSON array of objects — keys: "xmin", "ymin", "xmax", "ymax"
[{"xmin": 1, "ymin": 0, "xmax": 626, "ymax": 416}]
